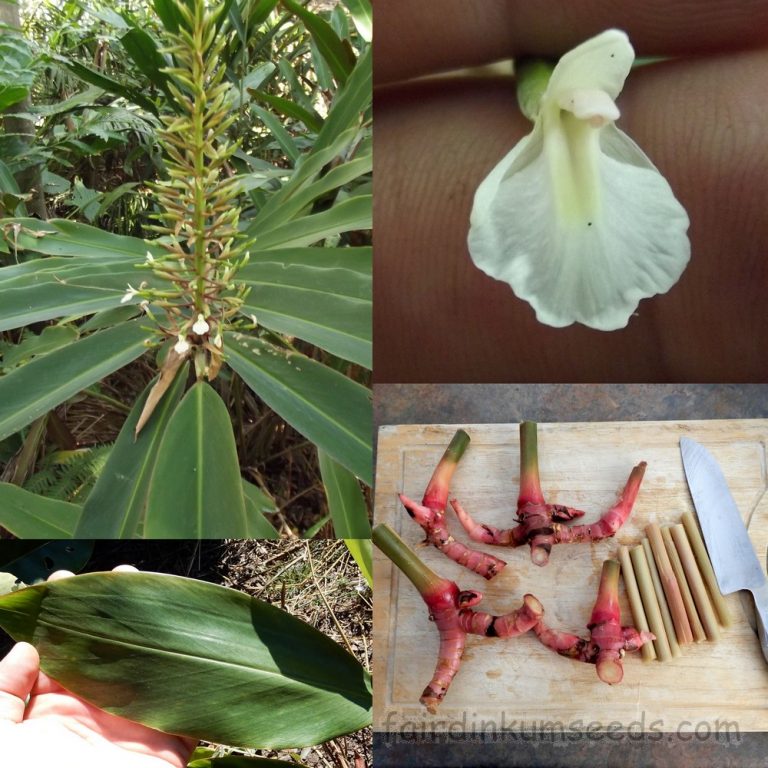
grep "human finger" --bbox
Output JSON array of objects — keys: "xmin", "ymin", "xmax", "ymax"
[
  {"xmin": 48, "ymin": 564, "xmax": 138, "ymax": 582},
  {"xmin": 373, "ymin": 48, "xmax": 768, "ymax": 382},
  {"xmin": 0, "ymin": 643, "xmax": 40, "ymax": 723},
  {"xmin": 375, "ymin": 0, "xmax": 768, "ymax": 84}
]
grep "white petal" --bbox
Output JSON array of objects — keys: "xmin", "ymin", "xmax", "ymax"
[
  {"xmin": 192, "ymin": 314, "xmax": 210, "ymax": 335},
  {"xmin": 557, "ymin": 88, "xmax": 619, "ymax": 126},
  {"xmin": 546, "ymin": 29, "xmax": 634, "ymax": 104},
  {"xmin": 120, "ymin": 284, "xmax": 137, "ymax": 304},
  {"xmin": 174, "ymin": 336, "xmax": 191, "ymax": 355},
  {"xmin": 468, "ymin": 126, "xmax": 690, "ymax": 330}
]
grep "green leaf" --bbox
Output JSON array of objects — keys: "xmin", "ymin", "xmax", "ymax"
[
  {"xmin": 253, "ymin": 194, "xmax": 371, "ymax": 249},
  {"xmin": 251, "ymin": 105, "xmax": 299, "ymax": 165},
  {"xmin": 277, "ymin": 57, "xmax": 319, "ymax": 116},
  {"xmin": 301, "ymin": 513, "xmax": 331, "ymax": 539},
  {"xmin": 152, "ymin": 0, "xmax": 185, "ymax": 33},
  {"xmin": 239, "ymin": 247, "xmax": 371, "ymax": 368},
  {"xmin": 0, "ymin": 320, "xmax": 148, "ymax": 442},
  {"xmin": 119, "ymin": 27, "xmax": 174, "ymax": 102},
  {"xmin": 0, "ymin": 483, "xmax": 80, "ymax": 536},
  {"xmin": 0, "ymin": 217, "xmax": 154, "ymax": 259},
  {"xmin": 247, "ymin": 126, "xmax": 360, "ymax": 229},
  {"xmin": 0, "ymin": 31, "xmax": 34, "ymax": 111},
  {"xmin": 314, "ymin": 44, "xmax": 370, "ymax": 154},
  {"xmin": 249, "ymin": 152, "xmax": 372, "ymax": 232},
  {"xmin": 248, "ymin": 0, "xmax": 279, "ymax": 27},
  {"xmin": 54, "ymin": 55, "xmax": 158, "ymax": 115},
  {"xmin": 341, "ymin": 0, "xmax": 372, "ymax": 41},
  {"xmin": 231, "ymin": 62, "xmax": 276, "ymax": 109},
  {"xmin": 145, "ymin": 382, "xmax": 250, "ymax": 537},
  {"xmin": 69, "ymin": 178, "xmax": 101, "ymax": 222},
  {"xmin": 242, "ymin": 480, "xmax": 279, "ymax": 538},
  {"xmin": 0, "ymin": 256, "xmax": 142, "ymax": 332},
  {"xmin": 189, "ymin": 757, "xmax": 305, "ymax": 768},
  {"xmin": 75, "ymin": 365, "xmax": 188, "ymax": 538},
  {"xmin": 0, "ymin": 571, "xmax": 372, "ymax": 748},
  {"xmin": 344, "ymin": 538, "xmax": 372, "ymax": 588},
  {"xmin": 225, "ymin": 333, "xmax": 372, "ymax": 485},
  {"xmin": 249, "ymin": 90, "xmax": 323, "ymax": 133},
  {"xmin": 282, "ymin": 0, "xmax": 356, "ymax": 84},
  {"xmin": 1, "ymin": 325, "xmax": 79, "ymax": 370},
  {"xmin": 319, "ymin": 450, "xmax": 370, "ymax": 538},
  {"xmin": 0, "ymin": 157, "xmax": 26, "ymax": 216}
]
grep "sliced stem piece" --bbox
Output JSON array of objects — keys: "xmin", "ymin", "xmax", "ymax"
[
  {"xmin": 681, "ymin": 511, "xmax": 732, "ymax": 627},
  {"xmin": 661, "ymin": 526, "xmax": 706, "ymax": 643},
  {"xmin": 641, "ymin": 538, "xmax": 681, "ymax": 658},
  {"xmin": 629, "ymin": 544, "xmax": 672, "ymax": 661},
  {"xmin": 646, "ymin": 523, "xmax": 693, "ymax": 644},
  {"xmin": 671, "ymin": 523, "xmax": 720, "ymax": 641},
  {"xmin": 618, "ymin": 545, "xmax": 656, "ymax": 661}
]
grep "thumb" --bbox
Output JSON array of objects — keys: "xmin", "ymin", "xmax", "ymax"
[{"xmin": 0, "ymin": 643, "xmax": 40, "ymax": 724}]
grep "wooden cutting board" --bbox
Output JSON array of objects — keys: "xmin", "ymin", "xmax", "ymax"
[{"xmin": 373, "ymin": 420, "xmax": 768, "ymax": 733}]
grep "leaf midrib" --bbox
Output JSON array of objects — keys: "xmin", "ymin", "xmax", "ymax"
[{"xmin": 34, "ymin": 616, "xmax": 366, "ymax": 700}]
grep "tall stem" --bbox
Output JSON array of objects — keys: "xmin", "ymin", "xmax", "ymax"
[
  {"xmin": 518, "ymin": 421, "xmax": 545, "ymax": 506},
  {"xmin": 373, "ymin": 524, "xmax": 444, "ymax": 596},
  {"xmin": 590, "ymin": 559, "xmax": 620, "ymax": 626},
  {"xmin": 423, "ymin": 429, "xmax": 470, "ymax": 511}
]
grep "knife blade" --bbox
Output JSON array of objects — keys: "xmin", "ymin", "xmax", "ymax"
[{"xmin": 680, "ymin": 436, "xmax": 768, "ymax": 664}]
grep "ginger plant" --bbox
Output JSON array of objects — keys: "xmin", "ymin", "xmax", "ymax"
[
  {"xmin": 123, "ymin": 0, "xmax": 251, "ymax": 430},
  {"xmin": 533, "ymin": 559, "xmax": 655, "ymax": 684},
  {"xmin": 373, "ymin": 523, "xmax": 542, "ymax": 713},
  {"xmin": 403, "ymin": 422, "xmax": 645, "ymax": 571},
  {"xmin": 398, "ymin": 429, "xmax": 507, "ymax": 579}
]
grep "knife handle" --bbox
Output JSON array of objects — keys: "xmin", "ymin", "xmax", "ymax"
[{"xmin": 752, "ymin": 583, "xmax": 768, "ymax": 666}]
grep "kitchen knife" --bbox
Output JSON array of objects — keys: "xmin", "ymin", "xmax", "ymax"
[{"xmin": 680, "ymin": 436, "xmax": 768, "ymax": 664}]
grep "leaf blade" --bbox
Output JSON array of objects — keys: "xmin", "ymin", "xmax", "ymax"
[
  {"xmin": 75, "ymin": 364, "xmax": 188, "ymax": 538},
  {"xmin": 0, "ymin": 483, "xmax": 80, "ymax": 537},
  {"xmin": 318, "ymin": 450, "xmax": 370, "ymax": 538},
  {"xmin": 0, "ymin": 572, "xmax": 372, "ymax": 748},
  {"xmin": 144, "ymin": 382, "xmax": 250, "ymax": 537},
  {"xmin": 0, "ymin": 321, "xmax": 148, "ymax": 442},
  {"xmin": 225, "ymin": 334, "xmax": 372, "ymax": 485}
]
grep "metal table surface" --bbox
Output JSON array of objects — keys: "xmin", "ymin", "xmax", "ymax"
[{"xmin": 373, "ymin": 383, "xmax": 768, "ymax": 768}]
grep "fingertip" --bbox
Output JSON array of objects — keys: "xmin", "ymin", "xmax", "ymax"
[
  {"xmin": 47, "ymin": 570, "xmax": 75, "ymax": 582},
  {"xmin": 4, "ymin": 642, "xmax": 39, "ymax": 667},
  {"xmin": 0, "ymin": 643, "xmax": 40, "ymax": 723}
]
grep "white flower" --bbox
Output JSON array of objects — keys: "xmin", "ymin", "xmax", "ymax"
[
  {"xmin": 145, "ymin": 251, "xmax": 155, "ymax": 264},
  {"xmin": 468, "ymin": 29, "xmax": 690, "ymax": 331},
  {"xmin": 192, "ymin": 313, "xmax": 210, "ymax": 335},
  {"xmin": 173, "ymin": 335, "xmax": 191, "ymax": 355},
  {"xmin": 120, "ymin": 284, "xmax": 139, "ymax": 304},
  {"xmin": 213, "ymin": 333, "xmax": 223, "ymax": 348}
]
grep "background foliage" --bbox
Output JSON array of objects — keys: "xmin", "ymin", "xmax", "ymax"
[{"xmin": 0, "ymin": 0, "xmax": 372, "ymax": 537}]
